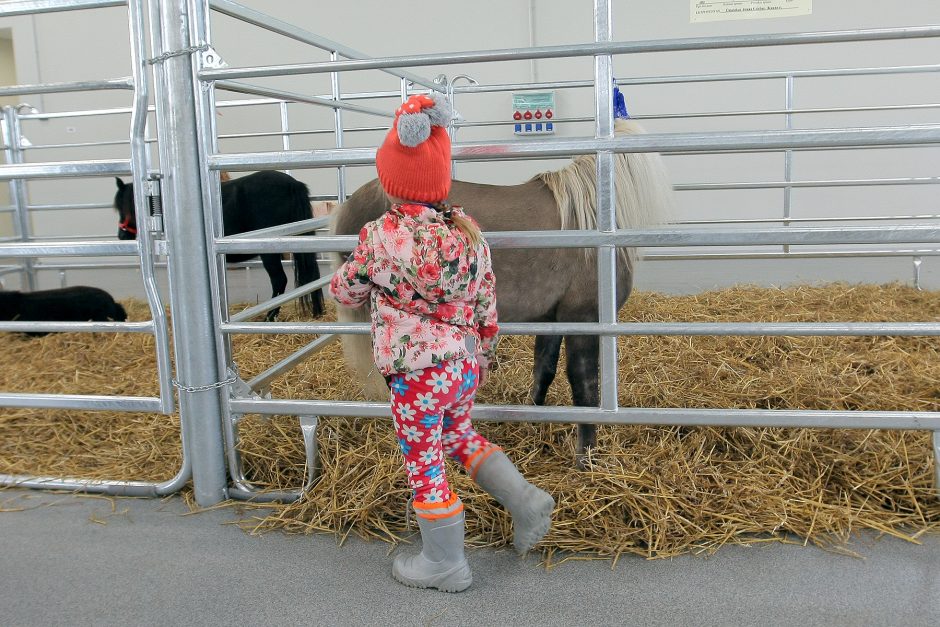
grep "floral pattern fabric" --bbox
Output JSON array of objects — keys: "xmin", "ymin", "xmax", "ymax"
[
  {"xmin": 329, "ymin": 203, "xmax": 499, "ymax": 376},
  {"xmin": 390, "ymin": 358, "xmax": 496, "ymax": 504}
]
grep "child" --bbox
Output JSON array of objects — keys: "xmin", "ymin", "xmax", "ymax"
[{"xmin": 329, "ymin": 93, "xmax": 555, "ymax": 593}]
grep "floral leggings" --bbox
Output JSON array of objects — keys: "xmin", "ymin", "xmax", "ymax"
[{"xmin": 390, "ymin": 357, "xmax": 498, "ymax": 505}]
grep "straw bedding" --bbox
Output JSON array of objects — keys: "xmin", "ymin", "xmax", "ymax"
[{"xmin": 1, "ymin": 283, "xmax": 938, "ymax": 560}]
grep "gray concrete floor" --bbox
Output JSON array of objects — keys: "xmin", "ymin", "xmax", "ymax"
[{"xmin": 1, "ymin": 489, "xmax": 939, "ymax": 627}]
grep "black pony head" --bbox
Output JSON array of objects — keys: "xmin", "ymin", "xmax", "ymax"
[{"xmin": 113, "ymin": 178, "xmax": 138, "ymax": 240}]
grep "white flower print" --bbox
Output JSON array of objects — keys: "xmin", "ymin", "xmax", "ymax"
[
  {"xmin": 411, "ymin": 479, "xmax": 425, "ymax": 489},
  {"xmin": 402, "ymin": 425, "xmax": 424, "ymax": 443},
  {"xmin": 405, "ymin": 461, "xmax": 419, "ymax": 476},
  {"xmin": 404, "ymin": 371, "xmax": 422, "ymax": 382},
  {"xmin": 464, "ymin": 440, "xmax": 481, "ymax": 456},
  {"xmin": 451, "ymin": 405, "xmax": 469, "ymax": 418},
  {"xmin": 457, "ymin": 418, "xmax": 472, "ymax": 433},
  {"xmin": 396, "ymin": 402, "xmax": 417, "ymax": 420},
  {"xmin": 418, "ymin": 448, "xmax": 439, "ymax": 464},
  {"xmin": 445, "ymin": 362, "xmax": 463, "ymax": 381},
  {"xmin": 427, "ymin": 371, "xmax": 453, "ymax": 394},
  {"xmin": 415, "ymin": 392, "xmax": 439, "ymax": 412},
  {"xmin": 428, "ymin": 425, "xmax": 442, "ymax": 444},
  {"xmin": 429, "ymin": 473, "xmax": 446, "ymax": 486},
  {"xmin": 442, "ymin": 432, "xmax": 460, "ymax": 445},
  {"xmin": 423, "ymin": 487, "xmax": 445, "ymax": 503}
]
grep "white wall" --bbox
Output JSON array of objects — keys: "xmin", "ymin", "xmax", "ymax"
[{"xmin": 0, "ymin": 0, "xmax": 938, "ymax": 297}]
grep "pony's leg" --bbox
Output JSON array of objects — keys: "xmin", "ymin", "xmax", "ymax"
[
  {"xmin": 530, "ymin": 335, "xmax": 563, "ymax": 406},
  {"xmin": 260, "ymin": 253, "xmax": 289, "ymax": 321},
  {"xmin": 564, "ymin": 334, "xmax": 599, "ymax": 466}
]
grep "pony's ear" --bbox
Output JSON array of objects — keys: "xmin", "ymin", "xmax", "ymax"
[{"xmin": 115, "ymin": 177, "xmax": 125, "ymax": 190}]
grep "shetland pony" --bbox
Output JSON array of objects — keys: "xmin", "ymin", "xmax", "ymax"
[
  {"xmin": 114, "ymin": 170, "xmax": 324, "ymax": 321},
  {"xmin": 0, "ymin": 286, "xmax": 127, "ymax": 337},
  {"xmin": 331, "ymin": 119, "xmax": 674, "ymax": 459}
]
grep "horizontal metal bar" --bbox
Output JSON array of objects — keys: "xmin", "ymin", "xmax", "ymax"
[
  {"xmin": 247, "ymin": 334, "xmax": 339, "ymax": 392},
  {"xmin": 0, "ymin": 0, "xmax": 123, "ymax": 17},
  {"xmin": 227, "ymin": 216, "xmax": 331, "ymax": 239},
  {"xmin": 214, "ymin": 81, "xmax": 391, "ymax": 118},
  {"xmin": 615, "ymin": 64, "xmax": 940, "ymax": 86},
  {"xmin": 218, "ymin": 126, "xmax": 386, "ymax": 141},
  {"xmin": 215, "ymin": 223, "xmax": 940, "ymax": 256},
  {"xmin": 0, "ymin": 320, "xmax": 154, "ymax": 333},
  {"xmin": 0, "ymin": 160, "xmax": 131, "ymax": 180},
  {"xmin": 229, "ymin": 274, "xmax": 332, "ymax": 323},
  {"xmin": 209, "ymin": 125, "xmax": 940, "ymax": 171},
  {"xmin": 646, "ymin": 249, "xmax": 940, "ymax": 261},
  {"xmin": 0, "ymin": 78, "xmax": 133, "ymax": 97},
  {"xmin": 228, "ymin": 398, "xmax": 940, "ymax": 430},
  {"xmin": 0, "ymin": 474, "xmax": 162, "ymax": 497},
  {"xmin": 24, "ymin": 139, "xmax": 142, "ymax": 151},
  {"xmin": 0, "ymin": 241, "xmax": 138, "ymax": 257},
  {"xmin": 221, "ymin": 320, "xmax": 940, "ymax": 337},
  {"xmin": 680, "ymin": 214, "xmax": 940, "ymax": 226},
  {"xmin": 201, "ymin": 26, "xmax": 940, "ymax": 81},
  {"xmin": 677, "ymin": 176, "xmax": 940, "ymax": 191},
  {"xmin": 461, "ymin": 102, "xmax": 940, "ymax": 129},
  {"xmin": 208, "ymin": 0, "xmax": 441, "ymax": 90},
  {"xmin": 454, "ymin": 65, "xmax": 940, "ymax": 94},
  {"xmin": 0, "ymin": 392, "xmax": 162, "ymax": 412},
  {"xmin": 27, "ymin": 202, "xmax": 116, "ymax": 212}
]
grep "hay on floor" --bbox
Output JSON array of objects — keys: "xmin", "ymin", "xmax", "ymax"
[{"xmin": 1, "ymin": 283, "xmax": 939, "ymax": 559}]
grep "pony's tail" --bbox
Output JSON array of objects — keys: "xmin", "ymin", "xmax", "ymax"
[{"xmin": 290, "ymin": 180, "xmax": 324, "ymax": 317}]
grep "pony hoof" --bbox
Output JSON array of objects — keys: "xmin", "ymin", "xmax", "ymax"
[{"xmin": 575, "ymin": 450, "xmax": 595, "ymax": 471}]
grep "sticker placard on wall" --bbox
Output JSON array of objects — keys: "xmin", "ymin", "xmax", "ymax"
[
  {"xmin": 691, "ymin": 0, "xmax": 812, "ymax": 23},
  {"xmin": 512, "ymin": 92, "xmax": 555, "ymax": 135}
]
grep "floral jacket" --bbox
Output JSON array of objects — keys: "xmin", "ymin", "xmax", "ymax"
[{"xmin": 329, "ymin": 203, "xmax": 499, "ymax": 376}]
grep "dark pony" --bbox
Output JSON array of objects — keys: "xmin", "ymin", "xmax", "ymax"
[
  {"xmin": 331, "ymin": 119, "xmax": 674, "ymax": 461},
  {"xmin": 0, "ymin": 286, "xmax": 127, "ymax": 337},
  {"xmin": 114, "ymin": 170, "xmax": 325, "ymax": 321}
]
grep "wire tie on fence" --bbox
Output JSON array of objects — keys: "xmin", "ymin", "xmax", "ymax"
[
  {"xmin": 172, "ymin": 363, "xmax": 240, "ymax": 394},
  {"xmin": 146, "ymin": 44, "xmax": 209, "ymax": 65}
]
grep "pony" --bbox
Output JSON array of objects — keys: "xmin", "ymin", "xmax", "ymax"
[
  {"xmin": 113, "ymin": 170, "xmax": 325, "ymax": 321},
  {"xmin": 330, "ymin": 118, "xmax": 675, "ymax": 461},
  {"xmin": 0, "ymin": 286, "xmax": 127, "ymax": 337}
]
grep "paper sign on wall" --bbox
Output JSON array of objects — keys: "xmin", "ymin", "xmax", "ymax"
[{"xmin": 691, "ymin": 0, "xmax": 812, "ymax": 23}]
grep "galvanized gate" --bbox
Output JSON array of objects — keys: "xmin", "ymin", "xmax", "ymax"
[{"xmin": 1, "ymin": 0, "xmax": 939, "ymax": 507}]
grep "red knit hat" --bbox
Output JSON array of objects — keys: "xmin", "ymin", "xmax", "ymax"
[{"xmin": 376, "ymin": 93, "xmax": 453, "ymax": 203}]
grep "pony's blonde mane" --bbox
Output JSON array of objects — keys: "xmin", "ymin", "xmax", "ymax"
[{"xmin": 533, "ymin": 118, "xmax": 675, "ymax": 263}]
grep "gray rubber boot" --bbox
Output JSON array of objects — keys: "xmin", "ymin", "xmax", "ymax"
[
  {"xmin": 392, "ymin": 507, "xmax": 472, "ymax": 593},
  {"xmin": 473, "ymin": 450, "xmax": 555, "ymax": 554}
]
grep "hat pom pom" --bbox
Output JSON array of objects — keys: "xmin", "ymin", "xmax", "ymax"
[
  {"xmin": 397, "ymin": 112, "xmax": 431, "ymax": 147},
  {"xmin": 425, "ymin": 92, "xmax": 453, "ymax": 128}
]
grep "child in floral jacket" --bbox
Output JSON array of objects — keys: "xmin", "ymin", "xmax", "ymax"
[{"xmin": 329, "ymin": 93, "xmax": 554, "ymax": 593}]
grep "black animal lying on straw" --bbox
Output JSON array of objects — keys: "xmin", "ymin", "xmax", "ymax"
[{"xmin": 0, "ymin": 286, "xmax": 127, "ymax": 336}]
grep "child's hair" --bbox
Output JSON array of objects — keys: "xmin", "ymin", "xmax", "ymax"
[{"xmin": 433, "ymin": 202, "xmax": 482, "ymax": 247}]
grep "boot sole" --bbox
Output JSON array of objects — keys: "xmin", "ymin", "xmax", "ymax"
[
  {"xmin": 513, "ymin": 488, "xmax": 555, "ymax": 555},
  {"xmin": 392, "ymin": 560, "xmax": 473, "ymax": 593}
]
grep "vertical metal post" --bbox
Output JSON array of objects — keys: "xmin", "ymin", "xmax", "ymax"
[
  {"xmin": 2, "ymin": 106, "xmax": 36, "ymax": 291},
  {"xmin": 331, "ymin": 51, "xmax": 347, "ymax": 204},
  {"xmin": 934, "ymin": 432, "xmax": 940, "ymax": 499},
  {"xmin": 279, "ymin": 100, "xmax": 292, "ymax": 177},
  {"xmin": 129, "ymin": 0, "xmax": 174, "ymax": 413},
  {"xmin": 152, "ymin": 0, "xmax": 228, "ymax": 506},
  {"xmin": 783, "ymin": 74, "xmax": 794, "ymax": 254},
  {"xmin": 594, "ymin": 0, "xmax": 618, "ymax": 413},
  {"xmin": 188, "ymin": 0, "xmax": 247, "ymax": 495}
]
